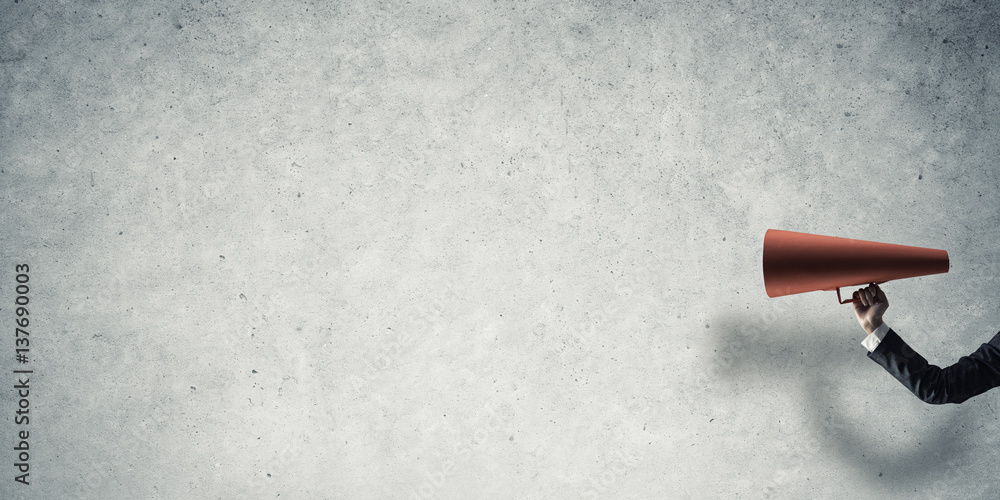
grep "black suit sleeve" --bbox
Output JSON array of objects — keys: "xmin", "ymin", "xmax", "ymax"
[{"xmin": 867, "ymin": 329, "xmax": 1000, "ymax": 404}]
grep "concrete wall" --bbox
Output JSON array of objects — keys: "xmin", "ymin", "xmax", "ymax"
[{"xmin": 3, "ymin": 0, "xmax": 999, "ymax": 498}]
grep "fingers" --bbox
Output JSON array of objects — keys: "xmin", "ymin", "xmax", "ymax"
[
  {"xmin": 854, "ymin": 285, "xmax": 876, "ymax": 306},
  {"xmin": 868, "ymin": 283, "xmax": 882, "ymax": 304},
  {"xmin": 873, "ymin": 283, "xmax": 887, "ymax": 303},
  {"xmin": 853, "ymin": 283, "xmax": 890, "ymax": 307},
  {"xmin": 856, "ymin": 283, "xmax": 887, "ymax": 306}
]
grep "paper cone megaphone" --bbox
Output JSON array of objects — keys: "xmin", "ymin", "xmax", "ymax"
[{"xmin": 763, "ymin": 229, "xmax": 949, "ymax": 304}]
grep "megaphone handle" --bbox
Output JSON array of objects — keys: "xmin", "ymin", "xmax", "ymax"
[{"xmin": 836, "ymin": 287, "xmax": 860, "ymax": 304}]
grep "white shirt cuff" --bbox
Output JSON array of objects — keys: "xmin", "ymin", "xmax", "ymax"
[{"xmin": 861, "ymin": 323, "xmax": 890, "ymax": 352}]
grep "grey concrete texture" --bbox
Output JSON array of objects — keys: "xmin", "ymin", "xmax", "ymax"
[{"xmin": 2, "ymin": 0, "xmax": 1000, "ymax": 498}]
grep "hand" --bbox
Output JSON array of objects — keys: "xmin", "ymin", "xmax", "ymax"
[{"xmin": 853, "ymin": 283, "xmax": 888, "ymax": 335}]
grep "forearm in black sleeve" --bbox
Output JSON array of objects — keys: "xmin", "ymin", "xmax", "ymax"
[{"xmin": 868, "ymin": 329, "xmax": 1000, "ymax": 404}]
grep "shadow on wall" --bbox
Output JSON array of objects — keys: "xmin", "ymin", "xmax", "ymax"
[{"xmin": 708, "ymin": 312, "xmax": 973, "ymax": 493}]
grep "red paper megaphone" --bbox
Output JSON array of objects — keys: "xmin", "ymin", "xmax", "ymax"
[{"xmin": 763, "ymin": 229, "xmax": 949, "ymax": 304}]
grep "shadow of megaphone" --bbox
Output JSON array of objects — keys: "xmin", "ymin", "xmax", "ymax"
[{"xmin": 708, "ymin": 312, "xmax": 971, "ymax": 494}]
